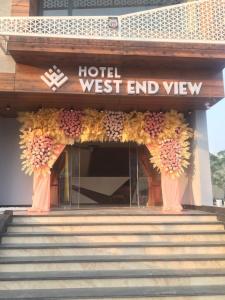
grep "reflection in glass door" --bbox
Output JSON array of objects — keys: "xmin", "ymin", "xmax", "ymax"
[
  {"xmin": 52, "ymin": 142, "xmax": 161, "ymax": 209},
  {"xmin": 70, "ymin": 143, "xmax": 138, "ymax": 208},
  {"xmin": 137, "ymin": 146, "xmax": 162, "ymax": 207}
]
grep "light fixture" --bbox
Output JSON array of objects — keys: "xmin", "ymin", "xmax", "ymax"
[
  {"xmin": 108, "ymin": 17, "xmax": 119, "ymax": 29},
  {"xmin": 205, "ymin": 102, "xmax": 211, "ymax": 109}
]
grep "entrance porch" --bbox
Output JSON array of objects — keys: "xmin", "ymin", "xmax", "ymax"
[{"xmin": 51, "ymin": 142, "xmax": 162, "ymax": 209}]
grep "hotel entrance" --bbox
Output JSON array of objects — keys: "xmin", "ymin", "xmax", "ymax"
[{"xmin": 51, "ymin": 143, "xmax": 162, "ymax": 209}]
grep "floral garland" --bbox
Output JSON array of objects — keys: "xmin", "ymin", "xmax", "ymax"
[
  {"xmin": 103, "ymin": 111, "xmax": 125, "ymax": 142},
  {"xmin": 144, "ymin": 112, "xmax": 165, "ymax": 139},
  {"xmin": 18, "ymin": 109, "xmax": 193, "ymax": 177},
  {"xmin": 59, "ymin": 109, "xmax": 83, "ymax": 140}
]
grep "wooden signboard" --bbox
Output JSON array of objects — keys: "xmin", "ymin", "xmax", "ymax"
[{"xmin": 14, "ymin": 63, "xmax": 224, "ymax": 99}]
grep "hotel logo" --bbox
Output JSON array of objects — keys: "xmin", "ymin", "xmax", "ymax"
[{"xmin": 41, "ymin": 65, "xmax": 68, "ymax": 92}]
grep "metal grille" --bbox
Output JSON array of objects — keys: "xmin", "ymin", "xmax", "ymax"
[
  {"xmin": 0, "ymin": 0, "xmax": 224, "ymax": 44},
  {"xmin": 42, "ymin": 0, "xmax": 185, "ymax": 9},
  {"xmin": 72, "ymin": 0, "xmax": 184, "ymax": 8},
  {"xmin": 43, "ymin": 0, "xmax": 69, "ymax": 9}
]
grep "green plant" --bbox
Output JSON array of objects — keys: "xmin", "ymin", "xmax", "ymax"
[{"xmin": 210, "ymin": 151, "xmax": 225, "ymax": 198}]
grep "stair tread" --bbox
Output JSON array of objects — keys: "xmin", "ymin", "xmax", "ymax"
[
  {"xmin": 1, "ymin": 241, "xmax": 225, "ymax": 249},
  {"xmin": 1, "ymin": 268, "xmax": 225, "ymax": 281},
  {"xmin": 12, "ymin": 211, "xmax": 214, "ymax": 217},
  {"xmin": 8, "ymin": 221, "xmax": 223, "ymax": 226},
  {"xmin": 0, "ymin": 285, "xmax": 225, "ymax": 298},
  {"xmin": 2, "ymin": 254, "xmax": 225, "ymax": 264},
  {"xmin": 2, "ymin": 230, "xmax": 225, "ymax": 237},
  {"xmin": 3, "ymin": 211, "xmax": 224, "ymax": 299}
]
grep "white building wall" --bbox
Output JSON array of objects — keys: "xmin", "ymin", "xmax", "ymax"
[
  {"xmin": 0, "ymin": 0, "xmax": 11, "ymax": 16},
  {"xmin": 0, "ymin": 1, "xmax": 29, "ymax": 206},
  {"xmin": 0, "ymin": 118, "xmax": 32, "ymax": 206},
  {"xmin": 183, "ymin": 110, "xmax": 213, "ymax": 206}
]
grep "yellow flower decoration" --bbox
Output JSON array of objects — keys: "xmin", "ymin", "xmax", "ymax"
[{"xmin": 18, "ymin": 108, "xmax": 193, "ymax": 177}]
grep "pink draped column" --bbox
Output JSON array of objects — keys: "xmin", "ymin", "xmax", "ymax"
[
  {"xmin": 161, "ymin": 173, "xmax": 188, "ymax": 212},
  {"xmin": 145, "ymin": 144, "xmax": 188, "ymax": 212},
  {"xmin": 29, "ymin": 172, "xmax": 51, "ymax": 213},
  {"xmin": 28, "ymin": 144, "xmax": 65, "ymax": 213}
]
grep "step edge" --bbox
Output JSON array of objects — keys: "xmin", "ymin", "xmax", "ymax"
[
  {"xmin": 2, "ymin": 254, "xmax": 225, "ymax": 264},
  {"xmin": 2, "ymin": 270, "xmax": 225, "ymax": 281},
  {"xmin": 2, "ymin": 231, "xmax": 225, "ymax": 237},
  {"xmin": 0, "ymin": 285, "xmax": 225, "ymax": 298},
  {"xmin": 2, "ymin": 241, "xmax": 225, "ymax": 249},
  {"xmin": 8, "ymin": 221, "xmax": 223, "ymax": 226},
  {"xmin": 12, "ymin": 213, "xmax": 216, "ymax": 217}
]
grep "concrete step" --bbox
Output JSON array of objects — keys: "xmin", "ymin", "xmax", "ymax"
[
  {"xmin": 1, "ymin": 241, "xmax": 225, "ymax": 257},
  {"xmin": 0, "ymin": 285, "xmax": 225, "ymax": 299},
  {"xmin": 1, "ymin": 269, "xmax": 225, "ymax": 290},
  {"xmin": 3, "ymin": 211, "xmax": 224, "ymax": 299},
  {"xmin": 1, "ymin": 255, "xmax": 225, "ymax": 272},
  {"xmin": 7, "ymin": 222, "xmax": 224, "ymax": 233},
  {"xmin": 2, "ymin": 231, "xmax": 225, "ymax": 244},
  {"xmin": 11, "ymin": 214, "xmax": 218, "ymax": 224}
]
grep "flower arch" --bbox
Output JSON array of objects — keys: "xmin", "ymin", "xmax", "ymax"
[{"xmin": 18, "ymin": 108, "xmax": 193, "ymax": 212}]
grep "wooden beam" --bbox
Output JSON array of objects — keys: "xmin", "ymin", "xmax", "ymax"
[
  {"xmin": 0, "ymin": 91, "xmax": 220, "ymax": 114},
  {"xmin": 0, "ymin": 73, "xmax": 15, "ymax": 91},
  {"xmin": 8, "ymin": 37, "xmax": 225, "ymax": 72},
  {"xmin": 8, "ymin": 37, "xmax": 225, "ymax": 60},
  {"xmin": 11, "ymin": 0, "xmax": 30, "ymax": 16},
  {"xmin": 11, "ymin": 0, "xmax": 33, "ymax": 16}
]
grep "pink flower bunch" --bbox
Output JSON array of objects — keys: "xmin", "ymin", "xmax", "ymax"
[
  {"xmin": 144, "ymin": 112, "xmax": 165, "ymax": 138},
  {"xmin": 159, "ymin": 139, "xmax": 182, "ymax": 172},
  {"xmin": 103, "ymin": 111, "xmax": 125, "ymax": 141},
  {"xmin": 59, "ymin": 110, "xmax": 83, "ymax": 138},
  {"xmin": 28, "ymin": 135, "xmax": 53, "ymax": 170}
]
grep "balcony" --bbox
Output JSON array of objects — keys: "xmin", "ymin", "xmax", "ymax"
[{"xmin": 0, "ymin": 0, "xmax": 224, "ymax": 44}]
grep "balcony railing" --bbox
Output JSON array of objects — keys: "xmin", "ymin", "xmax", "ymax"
[{"xmin": 0, "ymin": 0, "xmax": 224, "ymax": 44}]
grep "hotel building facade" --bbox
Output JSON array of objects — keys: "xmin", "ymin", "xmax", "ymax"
[{"xmin": 0, "ymin": 0, "xmax": 224, "ymax": 210}]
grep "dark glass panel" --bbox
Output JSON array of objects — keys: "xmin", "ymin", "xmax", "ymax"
[{"xmin": 39, "ymin": 0, "xmax": 191, "ymax": 16}]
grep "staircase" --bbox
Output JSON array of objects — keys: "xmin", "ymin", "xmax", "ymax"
[{"xmin": 1, "ymin": 209, "xmax": 225, "ymax": 299}]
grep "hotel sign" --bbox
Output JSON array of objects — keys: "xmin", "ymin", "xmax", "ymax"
[
  {"xmin": 15, "ymin": 62, "xmax": 225, "ymax": 100},
  {"xmin": 40, "ymin": 65, "xmax": 203, "ymax": 96},
  {"xmin": 78, "ymin": 66, "xmax": 202, "ymax": 96}
]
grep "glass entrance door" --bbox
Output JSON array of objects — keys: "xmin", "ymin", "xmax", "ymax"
[
  {"xmin": 56, "ymin": 143, "xmax": 138, "ymax": 208},
  {"xmin": 52, "ymin": 142, "xmax": 162, "ymax": 209},
  {"xmin": 74, "ymin": 143, "xmax": 136, "ymax": 208}
]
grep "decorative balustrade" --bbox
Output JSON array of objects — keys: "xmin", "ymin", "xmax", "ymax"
[{"xmin": 0, "ymin": 0, "xmax": 224, "ymax": 44}]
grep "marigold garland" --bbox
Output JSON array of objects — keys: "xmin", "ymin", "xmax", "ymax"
[
  {"xmin": 19, "ymin": 108, "xmax": 193, "ymax": 177},
  {"xmin": 80, "ymin": 109, "xmax": 106, "ymax": 142}
]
